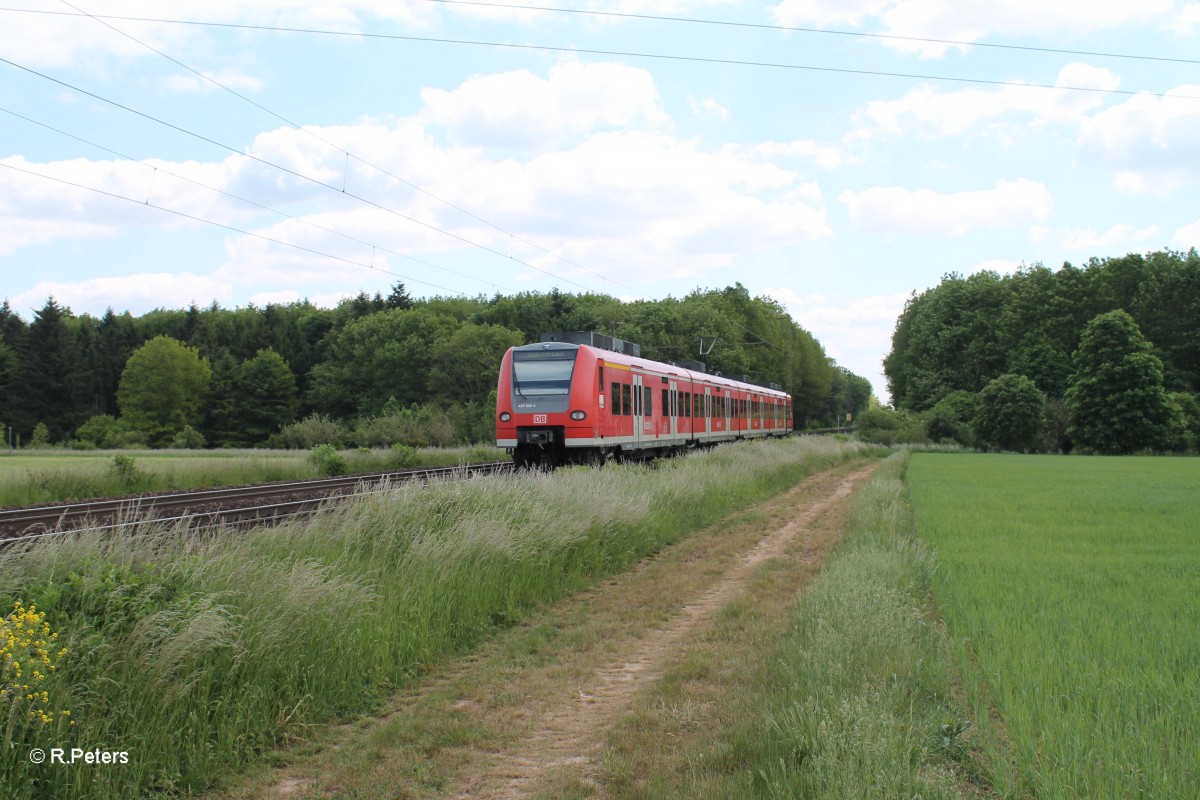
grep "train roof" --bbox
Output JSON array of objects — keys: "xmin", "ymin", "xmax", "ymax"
[{"xmin": 509, "ymin": 341, "xmax": 790, "ymax": 399}]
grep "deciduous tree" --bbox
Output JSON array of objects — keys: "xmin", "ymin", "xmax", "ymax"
[
  {"xmin": 118, "ymin": 336, "xmax": 212, "ymax": 447},
  {"xmin": 1066, "ymin": 310, "xmax": 1180, "ymax": 454},
  {"xmin": 974, "ymin": 374, "xmax": 1045, "ymax": 452}
]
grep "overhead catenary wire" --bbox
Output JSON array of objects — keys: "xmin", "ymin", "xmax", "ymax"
[
  {"xmin": 0, "ymin": 106, "xmax": 516, "ymax": 295},
  {"xmin": 57, "ymin": 0, "xmax": 638, "ymax": 299},
  {"xmin": 4, "ymin": 10, "xmax": 968, "ymax": 359},
  {"xmin": 0, "ymin": 160, "xmax": 466, "ymax": 297},
  {"xmin": 1, "ymin": 7, "xmax": 1196, "ymax": 101},
  {"xmin": 0, "ymin": 55, "xmax": 597, "ymax": 293},
  {"xmin": 422, "ymin": 0, "xmax": 1200, "ymax": 67}
]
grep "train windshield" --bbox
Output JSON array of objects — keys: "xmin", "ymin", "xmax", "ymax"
[{"xmin": 512, "ymin": 349, "xmax": 578, "ymax": 395}]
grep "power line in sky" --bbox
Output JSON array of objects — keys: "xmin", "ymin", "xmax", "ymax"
[
  {"xmin": 422, "ymin": 0, "xmax": 1200, "ymax": 67},
  {"xmin": 55, "ymin": 0, "xmax": 642, "ymax": 300},
  {"xmin": 0, "ymin": 105, "xmax": 516, "ymax": 296},
  {"xmin": 0, "ymin": 55, "xmax": 600, "ymax": 293},
  {"xmin": 0, "ymin": 161, "xmax": 468, "ymax": 296},
  {"xmin": 1, "ymin": 7, "xmax": 1197, "ymax": 101}
]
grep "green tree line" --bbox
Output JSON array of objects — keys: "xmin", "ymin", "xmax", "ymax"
[
  {"xmin": 878, "ymin": 249, "xmax": 1200, "ymax": 454},
  {"xmin": 0, "ymin": 284, "xmax": 869, "ymax": 450}
]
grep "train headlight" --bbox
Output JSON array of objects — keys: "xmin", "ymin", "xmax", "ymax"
[
  {"xmin": 570, "ymin": 410, "xmax": 587, "ymax": 421},
  {"xmin": 499, "ymin": 412, "xmax": 512, "ymax": 422}
]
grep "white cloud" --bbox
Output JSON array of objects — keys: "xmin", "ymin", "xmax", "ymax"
[
  {"xmin": 1078, "ymin": 84, "xmax": 1200, "ymax": 193},
  {"xmin": 750, "ymin": 140, "xmax": 847, "ymax": 169},
  {"xmin": 769, "ymin": 289, "xmax": 911, "ymax": 401},
  {"xmin": 849, "ymin": 64, "xmax": 1120, "ymax": 142},
  {"xmin": 2, "ymin": 2, "xmax": 438, "ymax": 69},
  {"xmin": 1167, "ymin": 3, "xmax": 1200, "ymax": 34},
  {"xmin": 1172, "ymin": 218, "xmax": 1200, "ymax": 249},
  {"xmin": 10, "ymin": 272, "xmax": 233, "ymax": 318},
  {"xmin": 419, "ymin": 62, "xmax": 670, "ymax": 151},
  {"xmin": 687, "ymin": 96, "xmax": 731, "ymax": 121},
  {"xmin": 839, "ymin": 178, "xmax": 1052, "ymax": 236},
  {"xmin": 1061, "ymin": 224, "xmax": 1159, "ymax": 251},
  {"xmin": 3, "ymin": 59, "xmax": 834, "ymax": 300},
  {"xmin": 772, "ymin": 0, "xmax": 1178, "ymax": 58}
]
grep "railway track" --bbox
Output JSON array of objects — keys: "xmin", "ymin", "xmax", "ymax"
[{"xmin": 0, "ymin": 461, "xmax": 513, "ymax": 545}]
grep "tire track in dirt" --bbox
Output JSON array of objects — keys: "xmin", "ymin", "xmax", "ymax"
[{"xmin": 448, "ymin": 463, "xmax": 878, "ymax": 800}]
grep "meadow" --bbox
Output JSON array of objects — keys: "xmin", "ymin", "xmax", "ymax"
[
  {"xmin": 0, "ymin": 437, "xmax": 859, "ymax": 799},
  {"xmin": 0, "ymin": 445, "xmax": 506, "ymax": 507},
  {"xmin": 908, "ymin": 453, "xmax": 1200, "ymax": 799}
]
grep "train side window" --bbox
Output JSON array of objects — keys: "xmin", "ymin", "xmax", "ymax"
[
  {"xmin": 662, "ymin": 388, "xmax": 669, "ymax": 416},
  {"xmin": 645, "ymin": 387, "xmax": 653, "ymax": 416},
  {"xmin": 683, "ymin": 391, "xmax": 690, "ymax": 418},
  {"xmin": 611, "ymin": 382, "xmax": 621, "ymax": 415},
  {"xmin": 622, "ymin": 384, "xmax": 632, "ymax": 416}
]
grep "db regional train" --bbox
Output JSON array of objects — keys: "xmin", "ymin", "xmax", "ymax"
[{"xmin": 496, "ymin": 332, "xmax": 793, "ymax": 467}]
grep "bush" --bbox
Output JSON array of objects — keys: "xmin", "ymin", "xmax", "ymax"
[
  {"xmin": 353, "ymin": 405, "xmax": 456, "ymax": 448},
  {"xmin": 389, "ymin": 444, "xmax": 419, "ymax": 469},
  {"xmin": 27, "ymin": 422, "xmax": 51, "ymax": 449},
  {"xmin": 76, "ymin": 415, "xmax": 126, "ymax": 449},
  {"xmin": 109, "ymin": 455, "xmax": 153, "ymax": 493},
  {"xmin": 169, "ymin": 425, "xmax": 207, "ymax": 449},
  {"xmin": 271, "ymin": 414, "xmax": 348, "ymax": 449},
  {"xmin": 309, "ymin": 444, "xmax": 348, "ymax": 476},
  {"xmin": 973, "ymin": 374, "xmax": 1045, "ymax": 452},
  {"xmin": 924, "ymin": 391, "xmax": 978, "ymax": 447},
  {"xmin": 856, "ymin": 407, "xmax": 927, "ymax": 445}
]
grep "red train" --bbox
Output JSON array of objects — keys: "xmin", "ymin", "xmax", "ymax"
[{"xmin": 495, "ymin": 333, "xmax": 793, "ymax": 467}]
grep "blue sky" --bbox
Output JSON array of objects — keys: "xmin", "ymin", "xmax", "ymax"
[{"xmin": 3, "ymin": 1, "xmax": 1199, "ymax": 401}]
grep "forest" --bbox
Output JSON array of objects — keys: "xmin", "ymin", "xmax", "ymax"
[
  {"xmin": 0, "ymin": 284, "xmax": 871, "ymax": 450},
  {"xmin": 877, "ymin": 249, "xmax": 1200, "ymax": 454}
]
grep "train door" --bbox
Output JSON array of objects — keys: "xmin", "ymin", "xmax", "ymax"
[
  {"xmin": 632, "ymin": 372, "xmax": 644, "ymax": 451},
  {"xmin": 724, "ymin": 390, "xmax": 732, "ymax": 433},
  {"xmin": 669, "ymin": 379, "xmax": 678, "ymax": 441},
  {"xmin": 703, "ymin": 387, "xmax": 711, "ymax": 438}
]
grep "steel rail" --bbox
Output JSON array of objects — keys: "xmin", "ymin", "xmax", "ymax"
[{"xmin": 0, "ymin": 461, "xmax": 512, "ymax": 544}]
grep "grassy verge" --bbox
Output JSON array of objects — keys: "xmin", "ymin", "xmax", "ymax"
[
  {"xmin": 601, "ymin": 451, "xmax": 984, "ymax": 798},
  {"xmin": 909, "ymin": 453, "xmax": 1200, "ymax": 799},
  {"xmin": 0, "ymin": 437, "xmax": 857, "ymax": 799},
  {"xmin": 0, "ymin": 445, "xmax": 506, "ymax": 507}
]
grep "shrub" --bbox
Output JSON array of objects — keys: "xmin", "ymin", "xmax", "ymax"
[
  {"xmin": 271, "ymin": 414, "xmax": 348, "ymax": 449},
  {"xmin": 169, "ymin": 425, "xmax": 207, "ymax": 450},
  {"xmin": 27, "ymin": 423, "xmax": 51, "ymax": 449},
  {"xmin": 973, "ymin": 374, "xmax": 1045, "ymax": 452},
  {"xmin": 75, "ymin": 415, "xmax": 126, "ymax": 449},
  {"xmin": 309, "ymin": 444, "xmax": 348, "ymax": 476},
  {"xmin": 353, "ymin": 405, "xmax": 456, "ymax": 448},
  {"xmin": 856, "ymin": 407, "xmax": 927, "ymax": 445},
  {"xmin": 924, "ymin": 391, "xmax": 978, "ymax": 447},
  {"xmin": 109, "ymin": 455, "xmax": 153, "ymax": 493},
  {"xmin": 389, "ymin": 444, "xmax": 419, "ymax": 469}
]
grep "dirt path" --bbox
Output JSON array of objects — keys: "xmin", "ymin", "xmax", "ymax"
[
  {"xmin": 239, "ymin": 460, "xmax": 878, "ymax": 800},
  {"xmin": 447, "ymin": 463, "xmax": 877, "ymax": 799}
]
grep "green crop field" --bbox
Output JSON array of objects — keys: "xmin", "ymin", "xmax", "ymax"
[{"xmin": 909, "ymin": 453, "xmax": 1200, "ymax": 799}]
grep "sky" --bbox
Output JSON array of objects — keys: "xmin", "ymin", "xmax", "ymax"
[{"xmin": 2, "ymin": 1, "xmax": 1199, "ymax": 402}]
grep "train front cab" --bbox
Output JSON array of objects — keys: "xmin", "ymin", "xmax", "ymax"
[{"xmin": 498, "ymin": 342, "xmax": 620, "ymax": 468}]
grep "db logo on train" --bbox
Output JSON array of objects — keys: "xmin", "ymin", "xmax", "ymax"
[{"xmin": 534, "ymin": 414, "xmax": 548, "ymax": 424}]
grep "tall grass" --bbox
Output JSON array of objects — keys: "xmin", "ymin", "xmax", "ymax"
[
  {"xmin": 0, "ymin": 437, "xmax": 857, "ymax": 799},
  {"xmin": 0, "ymin": 446, "xmax": 507, "ymax": 507},
  {"xmin": 739, "ymin": 453, "xmax": 978, "ymax": 798},
  {"xmin": 909, "ymin": 453, "xmax": 1200, "ymax": 799}
]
